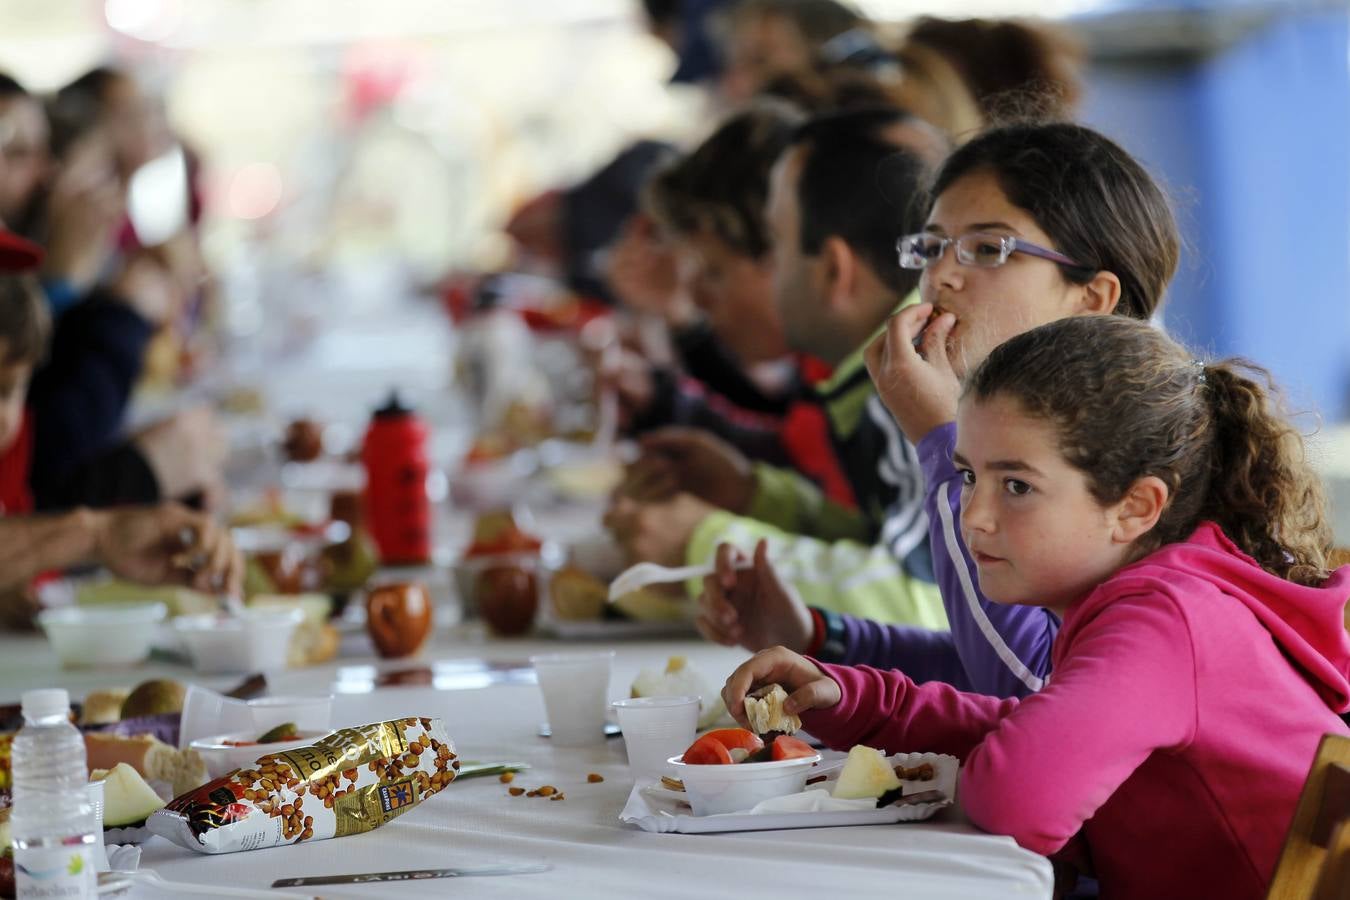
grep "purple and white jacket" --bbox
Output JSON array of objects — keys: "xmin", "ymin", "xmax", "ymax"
[{"xmin": 813, "ymin": 422, "xmax": 1059, "ymax": 698}]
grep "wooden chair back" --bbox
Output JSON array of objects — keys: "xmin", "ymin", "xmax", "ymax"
[{"xmin": 1267, "ymin": 733, "xmax": 1350, "ymax": 900}]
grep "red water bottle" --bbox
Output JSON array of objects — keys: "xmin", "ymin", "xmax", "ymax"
[{"xmin": 361, "ymin": 393, "xmax": 431, "ymax": 565}]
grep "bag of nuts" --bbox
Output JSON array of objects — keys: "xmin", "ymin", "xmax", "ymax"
[{"xmin": 148, "ymin": 717, "xmax": 457, "ymax": 854}]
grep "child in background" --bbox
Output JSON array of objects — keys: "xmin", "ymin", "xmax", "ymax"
[
  {"xmin": 0, "ymin": 231, "xmax": 49, "ymax": 515},
  {"xmin": 723, "ymin": 315, "xmax": 1350, "ymax": 900}
]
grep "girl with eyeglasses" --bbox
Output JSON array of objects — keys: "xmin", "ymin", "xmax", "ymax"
[
  {"xmin": 697, "ymin": 122, "xmax": 1179, "ymax": 699},
  {"xmin": 722, "ymin": 316, "xmax": 1349, "ymax": 900}
]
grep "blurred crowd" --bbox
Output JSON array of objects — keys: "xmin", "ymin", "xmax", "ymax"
[
  {"xmin": 0, "ymin": 64, "xmax": 235, "ymax": 626},
  {"xmin": 0, "ymin": 0, "xmax": 1095, "ymax": 624},
  {"xmin": 487, "ymin": 0, "xmax": 1090, "ymax": 622}
]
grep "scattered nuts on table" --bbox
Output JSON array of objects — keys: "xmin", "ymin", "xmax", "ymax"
[
  {"xmin": 508, "ymin": 787, "xmax": 525, "ymax": 796},
  {"xmin": 587, "ymin": 773, "xmax": 603, "ymax": 783},
  {"xmin": 499, "ymin": 772, "xmax": 515, "ymax": 783}
]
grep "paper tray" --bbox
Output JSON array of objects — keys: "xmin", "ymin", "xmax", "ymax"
[
  {"xmin": 620, "ymin": 751, "xmax": 956, "ymax": 834},
  {"xmin": 539, "ymin": 616, "xmax": 699, "ymax": 640}
]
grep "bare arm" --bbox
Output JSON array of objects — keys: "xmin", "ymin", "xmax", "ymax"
[
  {"xmin": 0, "ymin": 509, "xmax": 102, "ymax": 593},
  {"xmin": 0, "ymin": 504, "xmax": 243, "ymax": 597}
]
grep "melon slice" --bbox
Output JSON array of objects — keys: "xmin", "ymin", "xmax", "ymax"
[
  {"xmin": 831, "ymin": 746, "xmax": 902, "ymax": 800},
  {"xmin": 95, "ymin": 763, "xmax": 166, "ymax": 827}
]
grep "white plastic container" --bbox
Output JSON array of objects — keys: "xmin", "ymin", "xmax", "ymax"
[
  {"xmin": 173, "ymin": 608, "xmax": 303, "ymax": 673},
  {"xmin": 668, "ymin": 753, "xmax": 822, "ymax": 816},
  {"xmin": 189, "ymin": 730, "xmax": 331, "ymax": 779},
  {"xmin": 10, "ymin": 688, "xmax": 98, "ymax": 898},
  {"xmin": 177, "ymin": 685, "xmax": 333, "ymax": 750},
  {"xmin": 37, "ymin": 603, "xmax": 167, "ymax": 668},
  {"xmin": 530, "ymin": 651, "xmax": 614, "ymax": 747},
  {"xmin": 611, "ymin": 696, "xmax": 700, "ymax": 779}
]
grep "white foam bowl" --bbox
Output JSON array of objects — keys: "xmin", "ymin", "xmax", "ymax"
[
  {"xmin": 668, "ymin": 752, "xmax": 822, "ymax": 816},
  {"xmin": 190, "ymin": 729, "xmax": 331, "ymax": 779},
  {"xmin": 173, "ymin": 608, "xmax": 304, "ymax": 674},
  {"xmin": 37, "ymin": 603, "xmax": 167, "ymax": 668}
]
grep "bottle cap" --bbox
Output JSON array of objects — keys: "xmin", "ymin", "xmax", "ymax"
[
  {"xmin": 373, "ymin": 390, "xmax": 413, "ymax": 418},
  {"xmin": 21, "ymin": 688, "xmax": 70, "ymax": 720}
]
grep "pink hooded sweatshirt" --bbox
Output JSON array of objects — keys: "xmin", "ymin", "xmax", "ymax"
[{"xmin": 801, "ymin": 522, "xmax": 1350, "ymax": 900}]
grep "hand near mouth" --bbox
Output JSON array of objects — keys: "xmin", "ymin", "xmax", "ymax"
[{"xmin": 865, "ymin": 302, "xmax": 963, "ymax": 443}]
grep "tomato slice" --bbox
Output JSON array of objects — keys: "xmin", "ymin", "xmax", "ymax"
[
  {"xmin": 701, "ymin": 728, "xmax": 764, "ymax": 755},
  {"xmin": 770, "ymin": 735, "xmax": 816, "ymax": 761},
  {"xmin": 681, "ymin": 734, "xmax": 734, "ymax": 765}
]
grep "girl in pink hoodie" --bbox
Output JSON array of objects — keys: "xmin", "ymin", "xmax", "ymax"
[{"xmin": 722, "ymin": 315, "xmax": 1350, "ymax": 900}]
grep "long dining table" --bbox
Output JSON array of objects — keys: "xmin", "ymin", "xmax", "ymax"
[
  {"xmin": 0, "ymin": 282, "xmax": 1067, "ymax": 898},
  {"xmin": 0, "ymin": 626, "xmax": 1055, "ymax": 899}
]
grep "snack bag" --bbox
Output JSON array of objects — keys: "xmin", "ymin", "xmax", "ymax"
[{"xmin": 149, "ymin": 718, "xmax": 456, "ymax": 854}]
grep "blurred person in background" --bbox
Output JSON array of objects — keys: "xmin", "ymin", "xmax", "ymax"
[
  {"xmin": 609, "ymin": 105, "xmax": 953, "ymax": 630},
  {"xmin": 603, "ymin": 101, "xmax": 847, "ymax": 488},
  {"xmin": 0, "ymin": 75, "xmax": 50, "ymax": 233},
  {"xmin": 891, "ymin": 17, "xmax": 1084, "ymax": 141},
  {"xmin": 50, "ymin": 66, "xmax": 167, "ymax": 187},
  {"xmin": 49, "ymin": 64, "xmax": 217, "ymax": 389},
  {"xmin": 639, "ymin": 0, "xmax": 734, "ymax": 86},
  {"xmin": 717, "ymin": 0, "xmax": 868, "ymax": 104},
  {"xmin": 0, "ymin": 70, "xmax": 224, "ymax": 511},
  {"xmin": 0, "ymin": 230, "xmax": 234, "ymax": 628},
  {"xmin": 0, "ymin": 228, "xmax": 222, "ymax": 512},
  {"xmin": 501, "ymin": 140, "xmax": 676, "ymax": 307},
  {"xmin": 904, "ymin": 17, "xmax": 1084, "ymax": 123},
  {"xmin": 605, "ymin": 65, "xmax": 934, "ymax": 419}
]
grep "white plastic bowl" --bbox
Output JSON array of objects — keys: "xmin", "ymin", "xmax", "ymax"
[
  {"xmin": 668, "ymin": 752, "xmax": 822, "ymax": 816},
  {"xmin": 190, "ymin": 729, "xmax": 331, "ymax": 779},
  {"xmin": 173, "ymin": 608, "xmax": 304, "ymax": 674},
  {"xmin": 37, "ymin": 603, "xmax": 167, "ymax": 668}
]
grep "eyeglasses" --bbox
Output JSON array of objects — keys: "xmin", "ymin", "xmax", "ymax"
[{"xmin": 896, "ymin": 232, "xmax": 1090, "ymax": 272}]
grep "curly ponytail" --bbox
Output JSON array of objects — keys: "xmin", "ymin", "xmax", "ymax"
[
  {"xmin": 1198, "ymin": 364, "xmax": 1331, "ymax": 586},
  {"xmin": 966, "ymin": 316, "xmax": 1333, "ymax": 586}
]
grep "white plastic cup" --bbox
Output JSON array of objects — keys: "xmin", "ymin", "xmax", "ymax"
[
  {"xmin": 86, "ymin": 779, "xmax": 108, "ymax": 873},
  {"xmin": 178, "ymin": 685, "xmax": 333, "ymax": 750},
  {"xmin": 530, "ymin": 651, "xmax": 615, "ymax": 747},
  {"xmin": 612, "ymin": 696, "xmax": 700, "ymax": 779}
]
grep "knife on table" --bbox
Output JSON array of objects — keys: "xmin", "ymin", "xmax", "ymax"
[
  {"xmin": 272, "ymin": 864, "xmax": 551, "ymax": 887},
  {"xmin": 454, "ymin": 761, "xmax": 530, "ymax": 779}
]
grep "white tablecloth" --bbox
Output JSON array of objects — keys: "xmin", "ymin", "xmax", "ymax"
[
  {"xmin": 0, "ymin": 289, "xmax": 1057, "ymax": 897},
  {"xmin": 2, "ymin": 636, "xmax": 1054, "ymax": 899}
]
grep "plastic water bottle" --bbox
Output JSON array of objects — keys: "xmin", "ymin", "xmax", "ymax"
[{"xmin": 10, "ymin": 688, "xmax": 97, "ymax": 899}]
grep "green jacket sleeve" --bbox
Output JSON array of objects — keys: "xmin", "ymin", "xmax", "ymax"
[
  {"xmin": 745, "ymin": 463, "xmax": 871, "ymax": 544},
  {"xmin": 685, "ymin": 510, "xmax": 949, "ymax": 630}
]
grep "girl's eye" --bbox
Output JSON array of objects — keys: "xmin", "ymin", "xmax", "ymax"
[
  {"xmin": 959, "ymin": 469, "xmax": 975, "ymax": 486},
  {"xmin": 971, "ymin": 241, "xmax": 1004, "ymax": 262},
  {"xmin": 1003, "ymin": 479, "xmax": 1033, "ymax": 496}
]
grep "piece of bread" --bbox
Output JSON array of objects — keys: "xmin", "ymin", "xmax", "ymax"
[
  {"xmin": 78, "ymin": 689, "xmax": 130, "ymax": 726},
  {"xmin": 84, "ymin": 733, "xmax": 208, "ymax": 797},
  {"xmin": 744, "ymin": 684, "xmax": 802, "ymax": 736},
  {"xmin": 550, "ymin": 567, "xmax": 606, "ymax": 621},
  {"xmin": 287, "ymin": 620, "xmax": 340, "ymax": 668}
]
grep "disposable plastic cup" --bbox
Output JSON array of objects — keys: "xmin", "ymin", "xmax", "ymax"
[
  {"xmin": 611, "ymin": 696, "xmax": 700, "ymax": 779},
  {"xmin": 86, "ymin": 778, "xmax": 108, "ymax": 872},
  {"xmin": 530, "ymin": 651, "xmax": 615, "ymax": 747}
]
